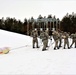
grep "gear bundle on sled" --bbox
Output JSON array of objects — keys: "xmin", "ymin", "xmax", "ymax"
[{"xmin": 0, "ymin": 47, "xmax": 10, "ymax": 54}]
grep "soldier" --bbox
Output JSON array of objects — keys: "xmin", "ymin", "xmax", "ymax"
[
  {"xmin": 45, "ymin": 29, "xmax": 49, "ymax": 47},
  {"xmin": 40, "ymin": 30, "xmax": 49, "ymax": 51},
  {"xmin": 39, "ymin": 29, "xmax": 43, "ymax": 45},
  {"xmin": 70, "ymin": 33, "xmax": 76, "ymax": 48},
  {"xmin": 62, "ymin": 32, "xmax": 70, "ymax": 49},
  {"xmin": 52, "ymin": 30, "xmax": 60, "ymax": 50},
  {"xmin": 75, "ymin": 32, "xmax": 76, "ymax": 48},
  {"xmin": 57, "ymin": 30, "xmax": 63, "ymax": 48},
  {"xmin": 31, "ymin": 29, "xmax": 39, "ymax": 48}
]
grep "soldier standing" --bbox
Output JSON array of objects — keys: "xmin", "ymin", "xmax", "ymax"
[
  {"xmin": 62, "ymin": 32, "xmax": 70, "ymax": 49},
  {"xmin": 45, "ymin": 29, "xmax": 49, "ymax": 47},
  {"xmin": 31, "ymin": 29, "xmax": 39, "ymax": 48},
  {"xmin": 40, "ymin": 30, "xmax": 49, "ymax": 51},
  {"xmin": 52, "ymin": 30, "xmax": 60, "ymax": 50},
  {"xmin": 70, "ymin": 33, "xmax": 76, "ymax": 48},
  {"xmin": 75, "ymin": 32, "xmax": 76, "ymax": 48},
  {"xmin": 59, "ymin": 32, "xmax": 62, "ymax": 48},
  {"xmin": 57, "ymin": 30, "xmax": 63, "ymax": 48}
]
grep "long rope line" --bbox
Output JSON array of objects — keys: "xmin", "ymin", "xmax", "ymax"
[{"xmin": 10, "ymin": 45, "xmax": 30, "ymax": 51}]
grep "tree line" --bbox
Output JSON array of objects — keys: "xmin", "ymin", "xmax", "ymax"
[
  {"xmin": 60, "ymin": 13, "xmax": 76, "ymax": 34},
  {"xmin": 0, "ymin": 13, "xmax": 76, "ymax": 35},
  {"xmin": 0, "ymin": 17, "xmax": 28, "ymax": 35}
]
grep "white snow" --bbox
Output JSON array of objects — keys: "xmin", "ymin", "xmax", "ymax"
[{"xmin": 0, "ymin": 29, "xmax": 76, "ymax": 74}]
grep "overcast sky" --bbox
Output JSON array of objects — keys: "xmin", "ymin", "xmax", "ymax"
[{"xmin": 0, "ymin": 0, "xmax": 76, "ymax": 21}]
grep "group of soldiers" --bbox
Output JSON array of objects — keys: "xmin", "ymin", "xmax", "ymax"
[
  {"xmin": 52, "ymin": 30, "xmax": 76, "ymax": 50},
  {"xmin": 31, "ymin": 29, "xmax": 76, "ymax": 51}
]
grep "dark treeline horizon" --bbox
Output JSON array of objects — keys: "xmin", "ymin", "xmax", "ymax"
[{"xmin": 0, "ymin": 13, "xmax": 76, "ymax": 35}]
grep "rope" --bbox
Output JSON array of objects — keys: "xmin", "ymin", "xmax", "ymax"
[{"xmin": 10, "ymin": 45, "xmax": 30, "ymax": 51}]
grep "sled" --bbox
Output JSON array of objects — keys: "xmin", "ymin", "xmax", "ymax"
[{"xmin": 0, "ymin": 47, "xmax": 10, "ymax": 54}]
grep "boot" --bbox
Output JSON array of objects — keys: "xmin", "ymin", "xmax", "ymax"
[
  {"xmin": 54, "ymin": 47, "xmax": 56, "ymax": 50},
  {"xmin": 33, "ymin": 46, "xmax": 35, "ymax": 48},
  {"xmin": 37, "ymin": 46, "xmax": 39, "ymax": 48},
  {"xmin": 68, "ymin": 47, "xmax": 70, "ymax": 49},
  {"xmin": 59, "ymin": 45, "xmax": 62, "ymax": 48},
  {"xmin": 64, "ymin": 47, "xmax": 65, "ymax": 49},
  {"xmin": 42, "ymin": 49, "xmax": 47, "ymax": 51},
  {"xmin": 57, "ymin": 47, "xmax": 59, "ymax": 49}
]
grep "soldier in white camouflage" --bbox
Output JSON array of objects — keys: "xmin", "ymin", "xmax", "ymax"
[
  {"xmin": 70, "ymin": 32, "xmax": 76, "ymax": 48},
  {"xmin": 31, "ymin": 29, "xmax": 39, "ymax": 48}
]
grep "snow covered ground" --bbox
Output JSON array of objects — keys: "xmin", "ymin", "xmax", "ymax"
[{"xmin": 0, "ymin": 29, "xmax": 76, "ymax": 74}]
